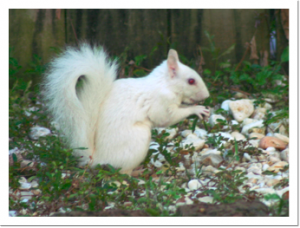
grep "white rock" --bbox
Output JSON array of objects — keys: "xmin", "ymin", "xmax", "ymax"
[
  {"xmin": 254, "ymin": 187, "xmax": 276, "ymax": 195},
  {"xmin": 267, "ymin": 122, "xmax": 281, "ymax": 134},
  {"xmin": 181, "ymin": 130, "xmax": 192, "ymax": 138},
  {"xmin": 234, "ymin": 92, "xmax": 248, "ymax": 99},
  {"xmin": 20, "ymin": 198, "xmax": 29, "ymax": 203},
  {"xmin": 214, "ymin": 132, "xmax": 233, "ymax": 140},
  {"xmin": 30, "ymin": 180, "xmax": 39, "ymax": 188},
  {"xmin": 262, "ymin": 164, "xmax": 270, "ymax": 171},
  {"xmin": 198, "ymin": 196, "xmax": 214, "ymax": 204},
  {"xmin": 180, "ymin": 134, "xmax": 205, "ymax": 150},
  {"xmin": 241, "ymin": 118, "xmax": 257, "ymax": 127},
  {"xmin": 260, "ymin": 182, "xmax": 266, "ymax": 188},
  {"xmin": 252, "ymin": 107, "xmax": 267, "ymax": 120},
  {"xmin": 185, "ymin": 196, "xmax": 194, "ymax": 205},
  {"xmin": 20, "ymin": 191, "xmax": 34, "ymax": 200},
  {"xmin": 200, "ymin": 148, "xmax": 221, "ymax": 156},
  {"xmin": 29, "ymin": 126, "xmax": 51, "ymax": 140},
  {"xmin": 248, "ymin": 139, "xmax": 260, "ymax": 148},
  {"xmin": 249, "ymin": 132, "xmax": 265, "ymax": 140},
  {"xmin": 194, "ymin": 128, "xmax": 208, "ymax": 139},
  {"xmin": 260, "ymin": 102, "xmax": 272, "ymax": 110},
  {"xmin": 247, "ymin": 163, "xmax": 262, "ymax": 175},
  {"xmin": 157, "ymin": 153, "xmax": 166, "ymax": 162},
  {"xmin": 176, "ymin": 162, "xmax": 186, "ymax": 172},
  {"xmin": 241, "ymin": 120, "xmax": 264, "ymax": 135},
  {"xmin": 155, "ymin": 127, "xmax": 177, "ymax": 139},
  {"xmin": 274, "ymin": 133, "xmax": 289, "ymax": 144},
  {"xmin": 168, "ymin": 205, "xmax": 177, "ymax": 213},
  {"xmin": 246, "ymin": 173, "xmax": 263, "ymax": 180},
  {"xmin": 19, "ymin": 209, "xmax": 28, "ymax": 215},
  {"xmin": 243, "ymin": 153, "xmax": 251, "ymax": 161},
  {"xmin": 231, "ymin": 120, "xmax": 239, "ymax": 125},
  {"xmin": 266, "ymin": 147, "xmax": 277, "ymax": 152},
  {"xmin": 200, "ymin": 153, "xmax": 223, "ymax": 167},
  {"xmin": 221, "ymin": 100, "xmax": 231, "ymax": 111},
  {"xmin": 188, "ymin": 179, "xmax": 201, "ymax": 190},
  {"xmin": 209, "ymin": 114, "xmax": 226, "ymax": 126},
  {"xmin": 150, "ymin": 158, "xmax": 163, "ymax": 168},
  {"xmin": 229, "ymin": 99, "xmax": 254, "ymax": 122},
  {"xmin": 280, "ymin": 148, "xmax": 289, "ymax": 162},
  {"xmin": 19, "ymin": 182, "xmax": 31, "ymax": 190},
  {"xmin": 18, "ymin": 177, "xmax": 27, "ymax": 184},
  {"xmin": 231, "ymin": 131, "xmax": 246, "ymax": 141},
  {"xmin": 9, "ymin": 147, "xmax": 21, "ymax": 155},
  {"xmin": 149, "ymin": 142, "xmax": 159, "ymax": 150},
  {"xmin": 202, "ymin": 165, "xmax": 219, "ymax": 175}
]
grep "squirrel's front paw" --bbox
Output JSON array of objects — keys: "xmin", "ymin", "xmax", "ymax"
[{"xmin": 195, "ymin": 106, "xmax": 210, "ymax": 120}]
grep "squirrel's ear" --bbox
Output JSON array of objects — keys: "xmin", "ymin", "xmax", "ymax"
[{"xmin": 167, "ymin": 49, "xmax": 179, "ymax": 78}]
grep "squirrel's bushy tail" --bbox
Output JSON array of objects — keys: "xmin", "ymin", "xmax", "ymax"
[{"xmin": 43, "ymin": 44, "xmax": 117, "ymax": 164}]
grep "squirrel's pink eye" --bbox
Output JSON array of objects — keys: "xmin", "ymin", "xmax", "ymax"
[{"xmin": 188, "ymin": 78, "xmax": 195, "ymax": 85}]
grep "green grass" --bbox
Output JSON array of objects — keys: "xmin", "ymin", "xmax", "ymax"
[{"xmin": 9, "ymin": 41, "xmax": 289, "ymax": 217}]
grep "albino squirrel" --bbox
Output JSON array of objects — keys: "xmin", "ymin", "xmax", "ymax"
[{"xmin": 43, "ymin": 43, "xmax": 210, "ymax": 175}]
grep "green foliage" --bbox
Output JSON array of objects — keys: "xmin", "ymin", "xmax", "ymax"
[
  {"xmin": 280, "ymin": 46, "xmax": 289, "ymax": 62},
  {"xmin": 202, "ymin": 168, "xmax": 249, "ymax": 204},
  {"xmin": 9, "ymin": 39, "xmax": 289, "ymax": 217}
]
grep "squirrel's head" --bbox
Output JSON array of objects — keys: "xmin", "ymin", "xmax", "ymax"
[{"xmin": 167, "ymin": 49, "xmax": 210, "ymax": 105}]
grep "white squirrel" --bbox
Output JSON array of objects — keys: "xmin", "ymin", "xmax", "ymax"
[{"xmin": 43, "ymin": 43, "xmax": 210, "ymax": 175}]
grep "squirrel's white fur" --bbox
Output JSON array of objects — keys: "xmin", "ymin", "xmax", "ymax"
[{"xmin": 43, "ymin": 43, "xmax": 210, "ymax": 175}]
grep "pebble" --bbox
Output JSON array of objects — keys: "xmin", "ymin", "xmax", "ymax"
[
  {"xmin": 231, "ymin": 131, "xmax": 246, "ymax": 141},
  {"xmin": 19, "ymin": 182, "xmax": 32, "ymax": 190},
  {"xmin": 188, "ymin": 179, "xmax": 201, "ymax": 190},
  {"xmin": 209, "ymin": 114, "xmax": 226, "ymax": 126},
  {"xmin": 10, "ymin": 94, "xmax": 289, "ymax": 216},
  {"xmin": 280, "ymin": 148, "xmax": 289, "ymax": 162},
  {"xmin": 155, "ymin": 127, "xmax": 177, "ymax": 139},
  {"xmin": 262, "ymin": 163, "xmax": 270, "ymax": 171},
  {"xmin": 200, "ymin": 148, "xmax": 221, "ymax": 156},
  {"xmin": 199, "ymin": 154, "xmax": 223, "ymax": 168},
  {"xmin": 259, "ymin": 136, "xmax": 288, "ymax": 150},
  {"xmin": 221, "ymin": 100, "xmax": 231, "ymax": 111},
  {"xmin": 202, "ymin": 165, "xmax": 218, "ymax": 175},
  {"xmin": 248, "ymin": 139, "xmax": 260, "ymax": 148},
  {"xmin": 252, "ymin": 107, "xmax": 266, "ymax": 119},
  {"xmin": 231, "ymin": 120, "xmax": 239, "ymax": 125},
  {"xmin": 243, "ymin": 153, "xmax": 251, "ymax": 161},
  {"xmin": 151, "ymin": 159, "xmax": 163, "ymax": 168},
  {"xmin": 241, "ymin": 118, "xmax": 257, "ymax": 127},
  {"xmin": 241, "ymin": 120, "xmax": 264, "ymax": 135},
  {"xmin": 234, "ymin": 92, "xmax": 248, "ymax": 99},
  {"xmin": 229, "ymin": 99, "xmax": 254, "ymax": 122},
  {"xmin": 268, "ymin": 161, "xmax": 288, "ymax": 173},
  {"xmin": 181, "ymin": 130, "xmax": 192, "ymax": 138},
  {"xmin": 198, "ymin": 196, "xmax": 214, "ymax": 204},
  {"xmin": 18, "ymin": 177, "xmax": 27, "ymax": 184},
  {"xmin": 29, "ymin": 126, "xmax": 51, "ymax": 140},
  {"xmin": 274, "ymin": 133, "xmax": 289, "ymax": 144},
  {"xmin": 247, "ymin": 163, "xmax": 262, "ymax": 175},
  {"xmin": 149, "ymin": 142, "xmax": 159, "ymax": 150},
  {"xmin": 249, "ymin": 132, "xmax": 265, "ymax": 140},
  {"xmin": 194, "ymin": 128, "xmax": 208, "ymax": 139},
  {"xmin": 180, "ymin": 134, "xmax": 205, "ymax": 150},
  {"xmin": 260, "ymin": 102, "xmax": 272, "ymax": 110}
]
